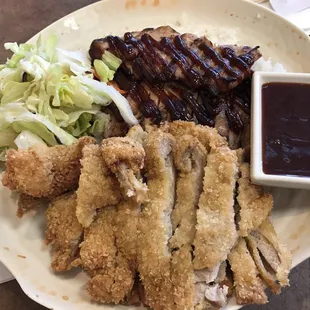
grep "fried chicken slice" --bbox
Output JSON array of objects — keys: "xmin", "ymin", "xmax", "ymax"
[
  {"xmin": 228, "ymin": 238, "xmax": 267, "ymax": 305},
  {"xmin": 101, "ymin": 137, "xmax": 148, "ymax": 202},
  {"xmin": 193, "ymin": 145, "xmax": 238, "ymax": 270},
  {"xmin": 171, "ymin": 245, "xmax": 196, "ymax": 310},
  {"xmin": 75, "ymin": 207, "xmax": 134, "ymax": 304},
  {"xmin": 126, "ymin": 124, "xmax": 148, "ymax": 145},
  {"xmin": 169, "ymin": 135, "xmax": 207, "ymax": 310},
  {"xmin": 138, "ymin": 129, "xmax": 176, "ymax": 310},
  {"xmin": 169, "ymin": 135, "xmax": 206, "ymax": 250},
  {"xmin": 45, "ymin": 192, "xmax": 83, "ymax": 272},
  {"xmin": 17, "ymin": 193, "xmax": 48, "ymax": 218},
  {"xmin": 237, "ymin": 162, "xmax": 273, "ymax": 237},
  {"xmin": 76, "ymin": 144, "xmax": 121, "ymax": 227},
  {"xmin": 2, "ymin": 137, "xmax": 95, "ymax": 198},
  {"xmin": 162, "ymin": 121, "xmax": 227, "ymax": 151},
  {"xmin": 246, "ymin": 219, "xmax": 292, "ymax": 293}
]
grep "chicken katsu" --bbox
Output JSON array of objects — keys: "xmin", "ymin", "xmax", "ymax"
[
  {"xmin": 76, "ymin": 144, "xmax": 121, "ymax": 227},
  {"xmin": 138, "ymin": 129, "xmax": 176, "ymax": 309},
  {"xmin": 101, "ymin": 137, "xmax": 148, "ymax": 202},
  {"xmin": 2, "ymin": 119, "xmax": 292, "ymax": 310},
  {"xmin": 228, "ymin": 238, "xmax": 267, "ymax": 305},
  {"xmin": 236, "ymin": 161, "xmax": 273, "ymax": 237},
  {"xmin": 45, "ymin": 192, "xmax": 83, "ymax": 272},
  {"xmin": 193, "ymin": 145, "xmax": 238, "ymax": 270},
  {"xmin": 2, "ymin": 137, "xmax": 95, "ymax": 198}
]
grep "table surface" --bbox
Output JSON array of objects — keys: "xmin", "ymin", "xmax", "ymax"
[{"xmin": 0, "ymin": 0, "xmax": 309, "ymax": 309}]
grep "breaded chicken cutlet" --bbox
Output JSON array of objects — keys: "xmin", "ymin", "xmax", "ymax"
[
  {"xmin": 75, "ymin": 207, "xmax": 135, "ymax": 304},
  {"xmin": 2, "ymin": 137, "xmax": 95, "ymax": 198},
  {"xmin": 76, "ymin": 144, "xmax": 121, "ymax": 227},
  {"xmin": 76, "ymin": 129, "xmax": 148, "ymax": 304},
  {"xmin": 193, "ymin": 145, "xmax": 238, "ymax": 270},
  {"xmin": 2, "ymin": 119, "xmax": 292, "ymax": 310},
  {"xmin": 101, "ymin": 137, "xmax": 148, "ymax": 203},
  {"xmin": 45, "ymin": 192, "xmax": 83, "ymax": 272},
  {"xmin": 138, "ymin": 129, "xmax": 176, "ymax": 310}
]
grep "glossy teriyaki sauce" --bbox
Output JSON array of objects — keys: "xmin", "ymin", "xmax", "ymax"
[{"xmin": 262, "ymin": 82, "xmax": 310, "ymax": 176}]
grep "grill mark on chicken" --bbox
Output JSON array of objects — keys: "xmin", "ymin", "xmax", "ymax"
[
  {"xmin": 193, "ymin": 145, "xmax": 238, "ymax": 270},
  {"xmin": 137, "ymin": 130, "xmax": 176, "ymax": 310},
  {"xmin": 89, "ymin": 26, "xmax": 261, "ymax": 94},
  {"xmin": 89, "ymin": 26, "xmax": 258, "ymax": 143},
  {"xmin": 228, "ymin": 238, "xmax": 268, "ymax": 305},
  {"xmin": 45, "ymin": 192, "xmax": 83, "ymax": 272}
]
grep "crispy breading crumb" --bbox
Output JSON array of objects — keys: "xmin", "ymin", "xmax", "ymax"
[
  {"xmin": 2, "ymin": 137, "xmax": 95, "ymax": 198},
  {"xmin": 45, "ymin": 192, "xmax": 83, "ymax": 272},
  {"xmin": 76, "ymin": 144, "xmax": 121, "ymax": 227}
]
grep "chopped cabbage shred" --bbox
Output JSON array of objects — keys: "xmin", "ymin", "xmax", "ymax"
[{"xmin": 0, "ymin": 34, "xmax": 137, "ymax": 159}]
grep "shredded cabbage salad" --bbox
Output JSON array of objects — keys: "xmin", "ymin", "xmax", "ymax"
[{"xmin": 0, "ymin": 35, "xmax": 138, "ymax": 160}]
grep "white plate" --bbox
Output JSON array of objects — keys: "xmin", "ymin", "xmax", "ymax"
[
  {"xmin": 1, "ymin": 0, "xmax": 310, "ymax": 309},
  {"xmin": 261, "ymin": 0, "xmax": 310, "ymax": 33}
]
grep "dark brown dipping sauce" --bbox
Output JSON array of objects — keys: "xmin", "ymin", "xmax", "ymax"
[{"xmin": 262, "ymin": 82, "xmax": 310, "ymax": 176}]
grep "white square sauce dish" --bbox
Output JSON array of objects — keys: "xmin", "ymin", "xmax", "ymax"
[{"xmin": 251, "ymin": 71, "xmax": 310, "ymax": 189}]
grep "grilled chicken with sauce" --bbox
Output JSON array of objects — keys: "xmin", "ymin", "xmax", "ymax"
[{"xmin": 89, "ymin": 26, "xmax": 258, "ymax": 149}]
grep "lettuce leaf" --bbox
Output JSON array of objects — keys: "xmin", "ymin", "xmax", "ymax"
[
  {"xmin": 0, "ymin": 103, "xmax": 76, "ymax": 145},
  {"xmin": 1, "ymin": 81, "xmax": 30, "ymax": 104},
  {"xmin": 94, "ymin": 59, "xmax": 115, "ymax": 82},
  {"xmin": 0, "ymin": 127, "xmax": 18, "ymax": 148},
  {"xmin": 88, "ymin": 111, "xmax": 111, "ymax": 138},
  {"xmin": 14, "ymin": 130, "xmax": 47, "ymax": 150},
  {"xmin": 102, "ymin": 51, "xmax": 122, "ymax": 71},
  {"xmin": 77, "ymin": 75, "xmax": 138, "ymax": 125}
]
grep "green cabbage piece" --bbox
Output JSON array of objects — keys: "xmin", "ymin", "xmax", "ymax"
[
  {"xmin": 102, "ymin": 51, "xmax": 122, "ymax": 71},
  {"xmin": 0, "ymin": 103, "xmax": 77, "ymax": 146},
  {"xmin": 94, "ymin": 59, "xmax": 115, "ymax": 83}
]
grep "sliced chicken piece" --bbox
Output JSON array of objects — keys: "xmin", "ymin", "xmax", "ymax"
[
  {"xmin": 162, "ymin": 120, "xmax": 227, "ymax": 152},
  {"xmin": 247, "ymin": 219, "xmax": 292, "ymax": 293},
  {"xmin": 193, "ymin": 146, "xmax": 238, "ymax": 270},
  {"xmin": 17, "ymin": 194, "xmax": 48, "ymax": 218},
  {"xmin": 2, "ymin": 137, "xmax": 95, "ymax": 198},
  {"xmin": 194, "ymin": 283, "xmax": 223, "ymax": 310},
  {"xmin": 171, "ymin": 245, "xmax": 196, "ymax": 310},
  {"xmin": 45, "ymin": 192, "xmax": 83, "ymax": 272},
  {"xmin": 194, "ymin": 263, "xmax": 221, "ymax": 284},
  {"xmin": 237, "ymin": 162, "xmax": 273, "ymax": 237},
  {"xmin": 115, "ymin": 126, "xmax": 148, "ymax": 272},
  {"xmin": 101, "ymin": 137, "xmax": 148, "ymax": 202},
  {"xmin": 168, "ymin": 135, "xmax": 207, "ymax": 309},
  {"xmin": 76, "ymin": 145, "xmax": 121, "ymax": 227},
  {"xmin": 204, "ymin": 284, "xmax": 229, "ymax": 308},
  {"xmin": 126, "ymin": 124, "xmax": 148, "ymax": 145},
  {"xmin": 215, "ymin": 261, "xmax": 227, "ymax": 284},
  {"xmin": 228, "ymin": 238, "xmax": 267, "ymax": 305},
  {"xmin": 169, "ymin": 135, "xmax": 206, "ymax": 250},
  {"xmin": 115, "ymin": 198, "xmax": 141, "ymax": 272},
  {"xmin": 138, "ymin": 129, "xmax": 176, "ymax": 310},
  {"xmin": 75, "ymin": 207, "xmax": 134, "ymax": 304}
]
